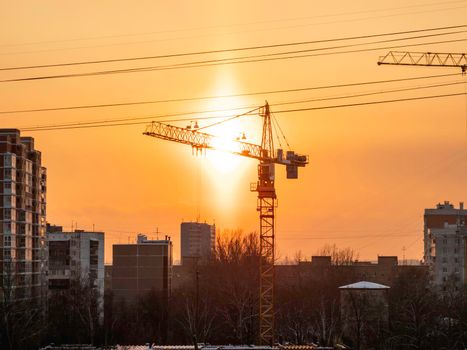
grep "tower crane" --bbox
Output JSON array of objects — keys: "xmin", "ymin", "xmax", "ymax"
[
  {"xmin": 377, "ymin": 51, "xmax": 467, "ymax": 73},
  {"xmin": 143, "ymin": 102, "xmax": 308, "ymax": 345}
]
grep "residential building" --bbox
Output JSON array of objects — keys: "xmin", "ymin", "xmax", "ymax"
[
  {"xmin": 275, "ymin": 255, "xmax": 427, "ymax": 289},
  {"xmin": 104, "ymin": 264, "xmax": 112, "ymax": 291},
  {"xmin": 46, "ymin": 226, "xmax": 105, "ymax": 320},
  {"xmin": 0, "ymin": 129, "xmax": 47, "ymax": 302},
  {"xmin": 112, "ymin": 234, "xmax": 172, "ymax": 302},
  {"xmin": 425, "ymin": 223, "xmax": 467, "ymax": 290},
  {"xmin": 172, "ymin": 255, "xmax": 426, "ymax": 291},
  {"xmin": 339, "ymin": 281, "xmax": 390, "ymax": 349},
  {"xmin": 424, "ymin": 201, "xmax": 466, "ymax": 263},
  {"xmin": 180, "ymin": 221, "xmax": 215, "ymax": 264},
  {"xmin": 424, "ymin": 201, "xmax": 467, "ymax": 290}
]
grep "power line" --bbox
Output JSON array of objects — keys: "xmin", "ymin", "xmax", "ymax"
[
  {"xmin": 2, "ymin": 25, "xmax": 466, "ymax": 72},
  {"xmin": 279, "ymin": 232, "xmax": 418, "ymax": 240},
  {"xmin": 272, "ymin": 80, "xmax": 465, "ymax": 107},
  {"xmin": 2, "ymin": 1, "xmax": 463, "ymax": 49},
  {"xmin": 20, "ymin": 107, "xmax": 260, "ymax": 131},
  {"xmin": 19, "ymin": 92, "xmax": 466, "ymax": 132},
  {"xmin": 2, "ymin": 36, "xmax": 466, "ymax": 83},
  {"xmin": 3, "ymin": 3, "xmax": 466, "ymax": 57},
  {"xmin": 0, "ymin": 73, "xmax": 459, "ymax": 115},
  {"xmin": 13, "ymin": 81, "xmax": 466, "ymax": 134},
  {"xmin": 272, "ymin": 92, "xmax": 466, "ymax": 114}
]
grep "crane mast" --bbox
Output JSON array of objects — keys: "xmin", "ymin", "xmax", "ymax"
[
  {"xmin": 377, "ymin": 51, "xmax": 467, "ymax": 73},
  {"xmin": 256, "ymin": 103, "xmax": 276, "ymax": 345},
  {"xmin": 143, "ymin": 102, "xmax": 308, "ymax": 345}
]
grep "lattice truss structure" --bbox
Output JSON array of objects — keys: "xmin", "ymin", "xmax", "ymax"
[
  {"xmin": 378, "ymin": 51, "xmax": 467, "ymax": 72},
  {"xmin": 144, "ymin": 102, "xmax": 308, "ymax": 345}
]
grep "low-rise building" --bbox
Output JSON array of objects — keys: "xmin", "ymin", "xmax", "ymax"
[
  {"xmin": 112, "ymin": 234, "xmax": 172, "ymax": 302},
  {"xmin": 47, "ymin": 226, "xmax": 105, "ymax": 320},
  {"xmin": 275, "ymin": 255, "xmax": 425, "ymax": 289},
  {"xmin": 339, "ymin": 281, "xmax": 390, "ymax": 349}
]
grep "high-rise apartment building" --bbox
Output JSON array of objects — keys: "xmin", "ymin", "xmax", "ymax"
[
  {"xmin": 424, "ymin": 201, "xmax": 466, "ymax": 262},
  {"xmin": 46, "ymin": 226, "xmax": 105, "ymax": 320},
  {"xmin": 180, "ymin": 222, "xmax": 215, "ymax": 264},
  {"xmin": 112, "ymin": 234, "xmax": 172, "ymax": 302},
  {"xmin": 424, "ymin": 201, "xmax": 467, "ymax": 290},
  {"xmin": 0, "ymin": 129, "xmax": 47, "ymax": 302}
]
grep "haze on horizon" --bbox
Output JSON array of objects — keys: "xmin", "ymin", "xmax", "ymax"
[{"xmin": 1, "ymin": 0, "xmax": 466, "ymax": 263}]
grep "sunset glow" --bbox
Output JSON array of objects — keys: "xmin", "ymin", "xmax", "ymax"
[{"xmin": 0, "ymin": 1, "xmax": 465, "ymax": 265}]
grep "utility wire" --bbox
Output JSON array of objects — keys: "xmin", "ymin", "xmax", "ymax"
[
  {"xmin": 1, "ymin": 37, "xmax": 466, "ymax": 83},
  {"xmin": 2, "ymin": 25, "xmax": 466, "ymax": 71},
  {"xmin": 3, "ymin": 4, "xmax": 466, "ymax": 56},
  {"xmin": 273, "ymin": 92, "xmax": 467, "ymax": 114},
  {"xmin": 0, "ymin": 73, "xmax": 459, "ymax": 115},
  {"xmin": 272, "ymin": 80, "xmax": 466, "ymax": 107},
  {"xmin": 15, "ymin": 82, "xmax": 466, "ymax": 130},
  {"xmin": 19, "ymin": 92, "xmax": 466, "ymax": 132},
  {"xmin": 279, "ymin": 233, "xmax": 418, "ymax": 240},
  {"xmin": 2, "ymin": 1, "xmax": 463, "ymax": 49},
  {"xmin": 11, "ymin": 79, "xmax": 464, "ymax": 131},
  {"xmin": 21, "ymin": 107, "xmax": 260, "ymax": 131}
]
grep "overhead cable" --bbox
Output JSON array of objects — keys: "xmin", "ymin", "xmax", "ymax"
[
  {"xmin": 0, "ymin": 73, "xmax": 459, "ymax": 114},
  {"xmin": 1, "ymin": 24, "xmax": 466, "ymax": 71}
]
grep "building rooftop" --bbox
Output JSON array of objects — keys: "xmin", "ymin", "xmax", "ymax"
[
  {"xmin": 113, "ymin": 346, "xmax": 275, "ymax": 350},
  {"xmin": 339, "ymin": 281, "xmax": 390, "ymax": 289},
  {"xmin": 425, "ymin": 201, "xmax": 465, "ymax": 215}
]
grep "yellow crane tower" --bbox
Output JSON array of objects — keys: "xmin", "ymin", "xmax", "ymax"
[
  {"xmin": 143, "ymin": 102, "xmax": 308, "ymax": 345},
  {"xmin": 377, "ymin": 51, "xmax": 467, "ymax": 73}
]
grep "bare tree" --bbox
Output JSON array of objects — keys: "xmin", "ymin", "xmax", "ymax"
[
  {"xmin": 316, "ymin": 244, "xmax": 358, "ymax": 266},
  {"xmin": 312, "ymin": 297, "xmax": 341, "ymax": 347},
  {"xmin": 0, "ymin": 260, "xmax": 46, "ymax": 350},
  {"xmin": 209, "ymin": 230, "xmax": 260, "ymax": 344},
  {"xmin": 386, "ymin": 268, "xmax": 438, "ymax": 350},
  {"xmin": 46, "ymin": 276, "xmax": 102, "ymax": 345}
]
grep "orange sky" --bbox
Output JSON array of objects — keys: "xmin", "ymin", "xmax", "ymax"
[{"xmin": 1, "ymin": 1, "xmax": 466, "ymax": 263}]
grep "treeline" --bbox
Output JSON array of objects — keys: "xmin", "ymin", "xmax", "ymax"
[{"xmin": 1, "ymin": 232, "xmax": 467, "ymax": 349}]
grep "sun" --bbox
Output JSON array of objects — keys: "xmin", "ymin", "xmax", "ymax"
[
  {"xmin": 207, "ymin": 123, "xmax": 244, "ymax": 174},
  {"xmin": 193, "ymin": 67, "xmax": 262, "ymax": 214}
]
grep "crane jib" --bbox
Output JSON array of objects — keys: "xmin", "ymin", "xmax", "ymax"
[{"xmin": 143, "ymin": 121, "xmax": 308, "ymax": 167}]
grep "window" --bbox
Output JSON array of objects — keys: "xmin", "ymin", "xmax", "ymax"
[
  {"xmin": 3, "ymin": 182, "xmax": 12, "ymax": 194},
  {"xmin": 443, "ymin": 267, "xmax": 448, "ymax": 273},
  {"xmin": 4, "ymin": 168, "xmax": 12, "ymax": 179},
  {"xmin": 4, "ymin": 236, "xmax": 11, "ymax": 247},
  {"xmin": 4, "ymin": 154, "xmax": 12, "ymax": 167},
  {"xmin": 3, "ymin": 222, "xmax": 11, "ymax": 234},
  {"xmin": 3, "ymin": 196, "xmax": 15, "ymax": 208}
]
